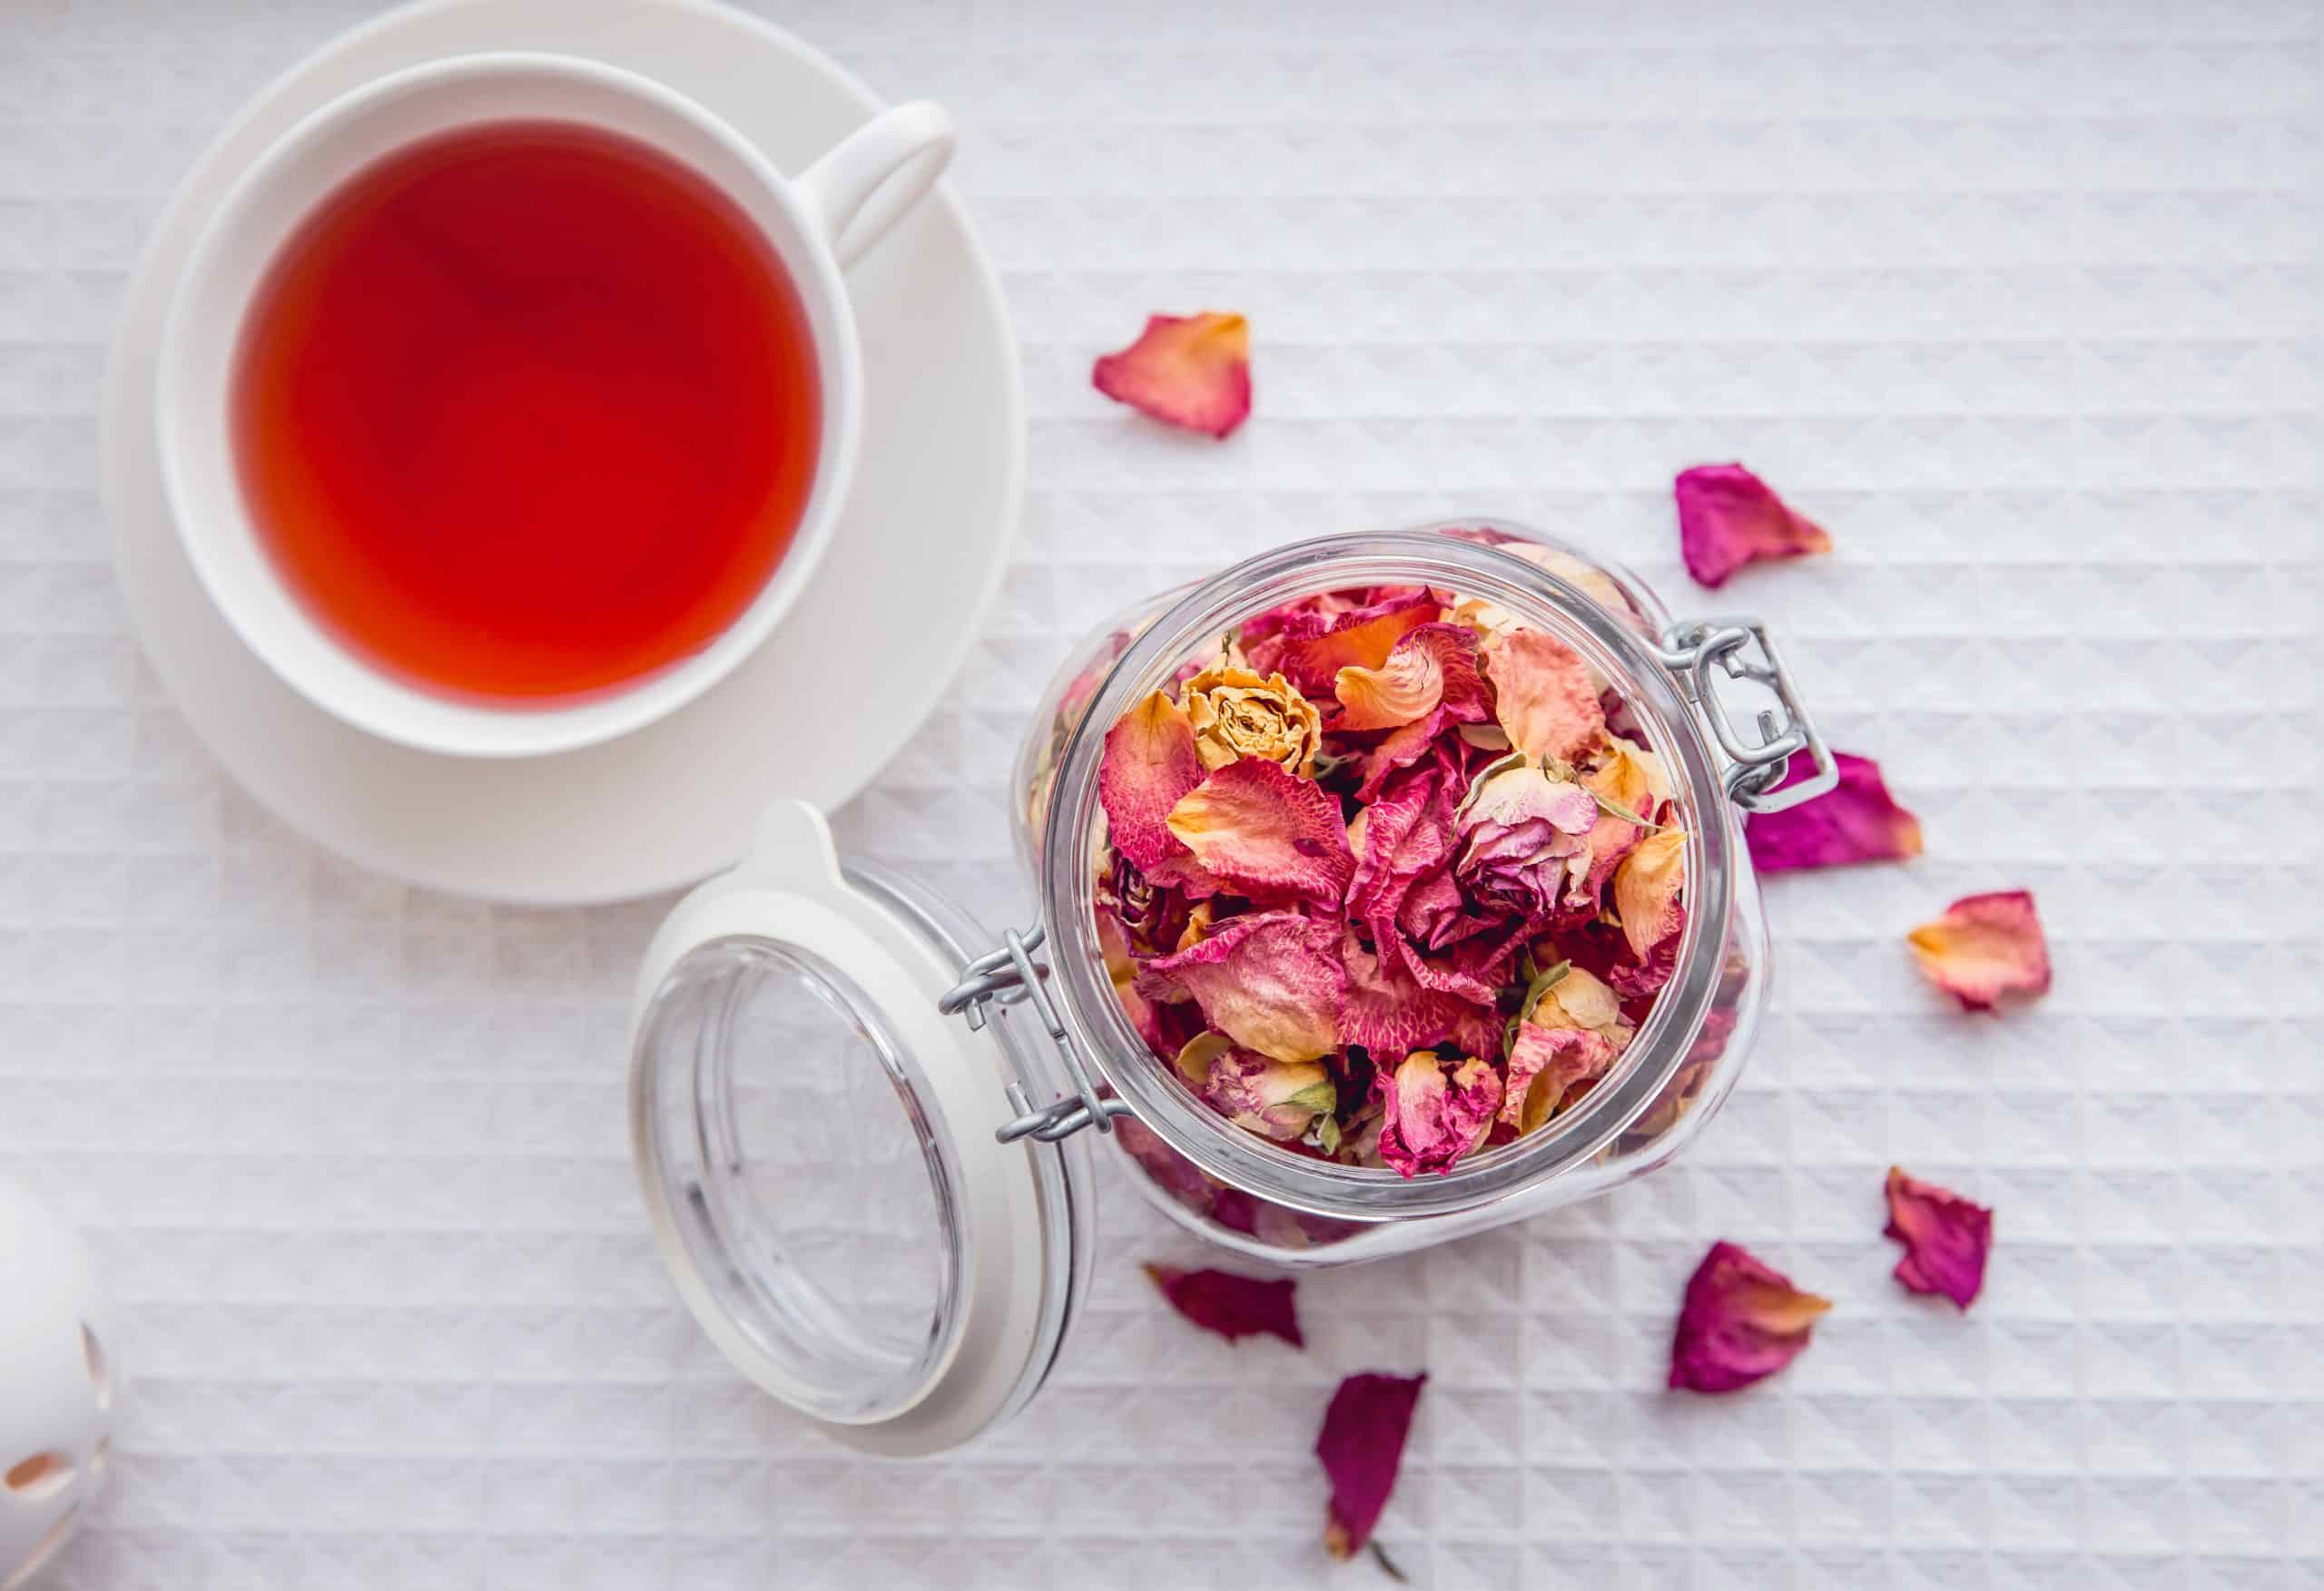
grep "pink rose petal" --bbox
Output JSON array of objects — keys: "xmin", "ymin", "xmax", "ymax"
[
  {"xmin": 1675, "ymin": 462, "xmax": 1834, "ymax": 588},
  {"xmin": 1745, "ymin": 751, "xmax": 1925, "ymax": 873},
  {"xmin": 1144, "ymin": 1262, "xmax": 1305, "ymax": 1347},
  {"xmin": 1092, "ymin": 311, "xmax": 1251, "ymax": 438},
  {"xmin": 1334, "ymin": 933, "xmax": 1478, "ymax": 1057},
  {"xmin": 1317, "ymin": 1371, "xmax": 1426, "ymax": 1560},
  {"xmin": 1668, "ymin": 1240, "xmax": 1832, "ymax": 1394},
  {"xmin": 1098, "ymin": 690, "xmax": 1204, "ymax": 871},
  {"xmin": 1334, "ymin": 623, "xmax": 1491, "ymax": 732},
  {"xmin": 1502, "ymin": 1022, "xmax": 1618, "ymax": 1134},
  {"xmin": 1377, "ymin": 1051, "xmax": 1502, "ymax": 1177},
  {"xmin": 1905, "ymin": 889, "xmax": 2052, "ymax": 1012},
  {"xmin": 1166, "ymin": 757, "xmax": 1354, "ymax": 906},
  {"xmin": 1483, "ymin": 626, "xmax": 1605, "ymax": 763},
  {"xmin": 1883, "ymin": 1167, "xmax": 1994, "ymax": 1310},
  {"xmin": 1142, "ymin": 910, "xmax": 1346, "ymax": 1063}
]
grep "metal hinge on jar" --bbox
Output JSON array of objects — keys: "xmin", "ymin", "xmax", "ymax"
[
  {"xmin": 1654, "ymin": 617, "xmax": 1837, "ymax": 813},
  {"xmin": 937, "ymin": 922, "xmax": 1131, "ymax": 1144}
]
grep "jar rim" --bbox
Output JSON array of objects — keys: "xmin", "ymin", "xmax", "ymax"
[{"xmin": 1040, "ymin": 525, "xmax": 1741, "ymax": 1222}]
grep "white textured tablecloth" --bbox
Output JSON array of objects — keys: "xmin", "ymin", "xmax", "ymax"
[{"xmin": 5, "ymin": 1, "xmax": 2319, "ymax": 1586}]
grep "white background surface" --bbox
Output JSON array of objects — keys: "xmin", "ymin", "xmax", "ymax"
[{"xmin": 4, "ymin": 1, "xmax": 2319, "ymax": 1586}]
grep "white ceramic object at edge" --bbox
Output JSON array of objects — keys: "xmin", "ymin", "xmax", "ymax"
[
  {"xmin": 0, "ymin": 1180, "xmax": 118, "ymax": 1591},
  {"xmin": 157, "ymin": 52, "xmax": 954, "ymax": 760},
  {"xmin": 103, "ymin": 0, "xmax": 1025, "ymax": 904}
]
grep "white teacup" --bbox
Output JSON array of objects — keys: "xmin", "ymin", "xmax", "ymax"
[{"xmin": 157, "ymin": 53, "xmax": 954, "ymax": 759}]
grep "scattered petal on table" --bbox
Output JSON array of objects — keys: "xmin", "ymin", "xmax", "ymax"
[
  {"xmin": 1675, "ymin": 462, "xmax": 1833, "ymax": 587},
  {"xmin": 1317, "ymin": 1371, "xmax": 1427, "ymax": 1559},
  {"xmin": 1668, "ymin": 1240, "xmax": 1831, "ymax": 1394},
  {"xmin": 1745, "ymin": 751, "xmax": 1924, "ymax": 873},
  {"xmin": 1905, "ymin": 889, "xmax": 2052, "ymax": 1012},
  {"xmin": 1092, "ymin": 311, "xmax": 1252, "ymax": 437},
  {"xmin": 1143, "ymin": 1262, "xmax": 1305, "ymax": 1347},
  {"xmin": 1883, "ymin": 1167, "xmax": 1994, "ymax": 1310}
]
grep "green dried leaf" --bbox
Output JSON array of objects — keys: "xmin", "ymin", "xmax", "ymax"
[
  {"xmin": 1283, "ymin": 1080, "xmax": 1337, "ymax": 1116},
  {"xmin": 1316, "ymin": 1115, "xmax": 1342, "ymax": 1156},
  {"xmin": 1590, "ymin": 789, "xmax": 1662, "ymax": 831},
  {"xmin": 1517, "ymin": 959, "xmax": 1572, "ymax": 1025}
]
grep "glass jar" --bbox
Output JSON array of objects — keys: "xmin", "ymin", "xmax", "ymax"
[{"xmin": 627, "ymin": 522, "xmax": 1832, "ymax": 1453}]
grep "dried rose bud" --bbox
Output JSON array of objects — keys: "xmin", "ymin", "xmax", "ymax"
[{"xmin": 1181, "ymin": 662, "xmax": 1324, "ymax": 777}]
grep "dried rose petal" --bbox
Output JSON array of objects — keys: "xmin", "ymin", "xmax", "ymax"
[
  {"xmin": 1142, "ymin": 910, "xmax": 1345, "ymax": 1063},
  {"xmin": 1674, "ymin": 463, "xmax": 1834, "ymax": 588},
  {"xmin": 1098, "ymin": 689, "xmax": 1204, "ymax": 871},
  {"xmin": 1502, "ymin": 1022, "xmax": 1617, "ymax": 1134},
  {"xmin": 1745, "ymin": 751, "xmax": 1925, "ymax": 873},
  {"xmin": 1346, "ymin": 760, "xmax": 1462, "ymax": 930},
  {"xmin": 1317, "ymin": 1371, "xmax": 1426, "ymax": 1559},
  {"xmin": 1378, "ymin": 1051, "xmax": 1502, "ymax": 1177},
  {"xmin": 1144, "ymin": 1262, "xmax": 1305, "ymax": 1347},
  {"xmin": 1092, "ymin": 311, "xmax": 1251, "ymax": 438},
  {"xmin": 1884, "ymin": 1167, "xmax": 1994, "ymax": 1310},
  {"xmin": 1668, "ymin": 1240, "xmax": 1832, "ymax": 1394},
  {"xmin": 1334, "ymin": 623, "xmax": 1491, "ymax": 732},
  {"xmin": 1166, "ymin": 757, "xmax": 1354, "ymax": 906},
  {"xmin": 1526, "ymin": 963, "xmax": 1629, "ymax": 1042},
  {"xmin": 1334, "ymin": 933, "xmax": 1478, "ymax": 1057},
  {"xmin": 1612, "ymin": 828, "xmax": 1688, "ymax": 958},
  {"xmin": 1262, "ymin": 591, "xmax": 1442, "ymax": 695},
  {"xmin": 1905, "ymin": 890, "xmax": 2052, "ymax": 1012},
  {"xmin": 1482, "ymin": 626, "xmax": 1605, "ymax": 763}
]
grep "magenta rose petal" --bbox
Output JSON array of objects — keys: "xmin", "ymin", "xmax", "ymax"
[
  {"xmin": 1674, "ymin": 462, "xmax": 1834, "ymax": 588},
  {"xmin": 1098, "ymin": 689, "xmax": 1205, "ymax": 871},
  {"xmin": 1883, "ymin": 1167, "xmax": 1994, "ymax": 1310},
  {"xmin": 1744, "ymin": 751, "xmax": 1925, "ymax": 874},
  {"xmin": 1141, "ymin": 910, "xmax": 1346, "ymax": 1063},
  {"xmin": 1668, "ymin": 1240, "xmax": 1832, "ymax": 1394},
  {"xmin": 1143, "ymin": 1262, "xmax": 1305, "ymax": 1347},
  {"xmin": 1316, "ymin": 1371, "xmax": 1427, "ymax": 1560},
  {"xmin": 1091, "ymin": 311, "xmax": 1251, "ymax": 437}
]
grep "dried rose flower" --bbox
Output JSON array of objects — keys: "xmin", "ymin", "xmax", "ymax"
[
  {"xmin": 1905, "ymin": 889, "xmax": 2052, "ymax": 1012},
  {"xmin": 1674, "ymin": 462, "xmax": 1833, "ymax": 588},
  {"xmin": 1181, "ymin": 661, "xmax": 1324, "ymax": 777},
  {"xmin": 1377, "ymin": 1050, "xmax": 1502, "ymax": 1177},
  {"xmin": 1668, "ymin": 1240, "xmax": 1831, "ymax": 1393},
  {"xmin": 1316, "ymin": 1371, "xmax": 1426, "ymax": 1559},
  {"xmin": 1883, "ymin": 1167, "xmax": 1994, "ymax": 1310},
  {"xmin": 1092, "ymin": 311, "xmax": 1252, "ymax": 437},
  {"xmin": 1144, "ymin": 1262, "xmax": 1305, "ymax": 1347}
]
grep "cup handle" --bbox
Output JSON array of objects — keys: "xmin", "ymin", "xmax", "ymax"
[{"xmin": 795, "ymin": 101, "xmax": 956, "ymax": 270}]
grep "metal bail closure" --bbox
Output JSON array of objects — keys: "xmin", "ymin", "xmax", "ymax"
[
  {"xmin": 1656, "ymin": 616, "xmax": 1837, "ymax": 814},
  {"xmin": 939, "ymin": 921, "xmax": 1130, "ymax": 1146}
]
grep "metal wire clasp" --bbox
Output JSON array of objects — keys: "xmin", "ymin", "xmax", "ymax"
[
  {"xmin": 1654, "ymin": 616, "xmax": 1837, "ymax": 814},
  {"xmin": 937, "ymin": 920, "xmax": 1131, "ymax": 1144}
]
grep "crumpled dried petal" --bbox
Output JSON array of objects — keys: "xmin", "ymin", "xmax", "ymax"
[
  {"xmin": 1201, "ymin": 1046, "xmax": 1334, "ymax": 1142},
  {"xmin": 1167, "ymin": 758, "xmax": 1354, "ymax": 905},
  {"xmin": 1502, "ymin": 1022, "xmax": 1618, "ymax": 1134},
  {"xmin": 1482, "ymin": 626, "xmax": 1605, "ymax": 763},
  {"xmin": 1142, "ymin": 910, "xmax": 1345, "ymax": 1063},
  {"xmin": 1526, "ymin": 962, "xmax": 1630, "ymax": 1043},
  {"xmin": 1745, "ymin": 751, "xmax": 1925, "ymax": 873},
  {"xmin": 1334, "ymin": 623, "xmax": 1491, "ymax": 732},
  {"xmin": 1317, "ymin": 1371, "xmax": 1426, "ymax": 1560},
  {"xmin": 1258, "ymin": 591, "xmax": 1442, "ymax": 695},
  {"xmin": 1098, "ymin": 689, "xmax": 1204, "ymax": 871},
  {"xmin": 1092, "ymin": 311, "xmax": 1251, "ymax": 438},
  {"xmin": 1378, "ymin": 1051, "xmax": 1502, "ymax": 1177},
  {"xmin": 1675, "ymin": 462, "xmax": 1834, "ymax": 588},
  {"xmin": 1668, "ymin": 1240, "xmax": 1832, "ymax": 1394},
  {"xmin": 1182, "ymin": 663, "xmax": 1323, "ymax": 777},
  {"xmin": 1905, "ymin": 890, "xmax": 2052, "ymax": 1012},
  {"xmin": 1144, "ymin": 1262, "xmax": 1305, "ymax": 1347},
  {"xmin": 1346, "ymin": 760, "xmax": 1462, "ymax": 930},
  {"xmin": 1612, "ymin": 828, "xmax": 1688, "ymax": 958},
  {"xmin": 1334, "ymin": 932, "xmax": 1479, "ymax": 1057},
  {"xmin": 1884, "ymin": 1166, "xmax": 1994, "ymax": 1310}
]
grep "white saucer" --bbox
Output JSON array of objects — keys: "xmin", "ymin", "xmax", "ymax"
[{"xmin": 102, "ymin": 0, "xmax": 1023, "ymax": 905}]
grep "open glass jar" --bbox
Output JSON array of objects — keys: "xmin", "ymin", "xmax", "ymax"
[{"xmin": 628, "ymin": 523, "xmax": 1833, "ymax": 1453}]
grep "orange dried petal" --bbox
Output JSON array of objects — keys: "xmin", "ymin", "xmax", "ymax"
[
  {"xmin": 1905, "ymin": 889, "xmax": 2052, "ymax": 1012},
  {"xmin": 1612, "ymin": 828, "xmax": 1688, "ymax": 958}
]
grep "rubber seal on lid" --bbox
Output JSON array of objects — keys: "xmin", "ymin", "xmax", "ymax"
[{"xmin": 627, "ymin": 803, "xmax": 1089, "ymax": 1455}]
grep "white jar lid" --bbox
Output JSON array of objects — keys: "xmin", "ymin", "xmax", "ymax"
[{"xmin": 627, "ymin": 802, "xmax": 1093, "ymax": 1455}]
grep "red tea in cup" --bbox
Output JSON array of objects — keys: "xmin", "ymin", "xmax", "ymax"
[{"xmin": 231, "ymin": 121, "xmax": 821, "ymax": 701}]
